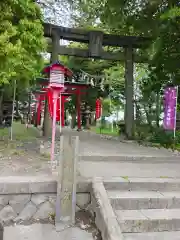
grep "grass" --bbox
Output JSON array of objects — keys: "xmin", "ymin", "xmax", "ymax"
[
  {"xmin": 0, "ymin": 122, "xmax": 41, "ymax": 156},
  {"xmin": 0, "ymin": 121, "xmax": 41, "ymax": 141},
  {"xmin": 91, "ymin": 126, "xmax": 119, "ymax": 137}
]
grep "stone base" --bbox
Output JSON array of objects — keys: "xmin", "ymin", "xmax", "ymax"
[{"xmin": 0, "ymin": 177, "xmax": 91, "ymax": 226}]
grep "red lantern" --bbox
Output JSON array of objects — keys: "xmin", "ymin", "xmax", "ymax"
[
  {"xmin": 47, "ymin": 88, "xmax": 60, "ymax": 122},
  {"xmin": 42, "ymin": 61, "xmax": 73, "ymax": 163}
]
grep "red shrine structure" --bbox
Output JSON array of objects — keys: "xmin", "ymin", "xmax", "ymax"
[{"xmin": 33, "ymin": 61, "xmax": 90, "ymax": 130}]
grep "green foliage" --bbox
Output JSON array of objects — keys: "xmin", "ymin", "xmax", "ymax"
[
  {"xmin": 102, "ymin": 98, "xmax": 111, "ymax": 117},
  {"xmin": 69, "ymin": 0, "xmax": 180, "ymax": 146},
  {"xmin": 134, "ymin": 125, "xmax": 180, "ymax": 149},
  {"xmin": 0, "ymin": 0, "xmax": 46, "ymax": 86},
  {"xmin": 149, "ymin": 128, "xmax": 180, "ymax": 148}
]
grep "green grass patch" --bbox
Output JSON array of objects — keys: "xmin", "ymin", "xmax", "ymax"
[
  {"xmin": 0, "ymin": 122, "xmax": 41, "ymax": 141},
  {"xmin": 91, "ymin": 126, "xmax": 119, "ymax": 136}
]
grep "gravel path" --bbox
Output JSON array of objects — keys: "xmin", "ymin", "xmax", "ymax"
[{"xmin": 0, "ymin": 127, "xmax": 179, "ymax": 177}]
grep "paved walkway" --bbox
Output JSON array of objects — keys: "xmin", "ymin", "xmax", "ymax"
[
  {"xmin": 62, "ymin": 129, "xmax": 180, "ymax": 179},
  {"xmin": 0, "ymin": 127, "xmax": 179, "ymax": 178},
  {"xmin": 4, "ymin": 224, "xmax": 93, "ymax": 240}
]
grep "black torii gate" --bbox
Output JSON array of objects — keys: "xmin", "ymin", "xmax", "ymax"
[{"xmin": 43, "ymin": 23, "xmax": 150, "ymax": 139}]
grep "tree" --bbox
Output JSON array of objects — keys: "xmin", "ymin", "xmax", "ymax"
[
  {"xmin": 0, "ymin": 1, "xmax": 46, "ymax": 123},
  {"xmin": 0, "ymin": 1, "xmax": 46, "ymax": 85}
]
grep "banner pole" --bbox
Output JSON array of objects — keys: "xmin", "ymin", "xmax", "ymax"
[
  {"xmin": 174, "ymin": 86, "xmax": 178, "ymax": 140},
  {"xmin": 59, "ymin": 92, "xmax": 62, "ymax": 135},
  {"xmin": 10, "ymin": 79, "xmax": 16, "ymax": 141},
  {"xmin": 51, "ymin": 91, "xmax": 58, "ymax": 167}
]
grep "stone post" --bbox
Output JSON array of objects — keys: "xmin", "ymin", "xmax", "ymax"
[
  {"xmin": 89, "ymin": 31, "xmax": 103, "ymax": 58},
  {"xmin": 51, "ymin": 31, "xmax": 59, "ymax": 63},
  {"xmin": 0, "ymin": 221, "xmax": 3, "ymax": 240},
  {"xmin": 55, "ymin": 136, "xmax": 79, "ymax": 231},
  {"xmin": 125, "ymin": 47, "xmax": 134, "ymax": 139}
]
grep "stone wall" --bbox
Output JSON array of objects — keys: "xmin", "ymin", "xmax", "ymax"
[{"xmin": 0, "ymin": 177, "xmax": 91, "ymax": 226}]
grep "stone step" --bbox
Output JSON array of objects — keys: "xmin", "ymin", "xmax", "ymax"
[
  {"xmin": 124, "ymin": 231, "xmax": 180, "ymax": 239},
  {"xmin": 108, "ymin": 190, "xmax": 180, "ymax": 210},
  {"xmin": 116, "ymin": 208, "xmax": 180, "ymax": 233},
  {"xmin": 104, "ymin": 177, "xmax": 180, "ymax": 191},
  {"xmin": 81, "ymin": 155, "xmax": 180, "ymax": 163}
]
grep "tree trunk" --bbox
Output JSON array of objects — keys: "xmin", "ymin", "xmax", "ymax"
[
  {"xmin": 135, "ymin": 100, "xmax": 141, "ymax": 125},
  {"xmin": 15, "ymin": 100, "xmax": 19, "ymax": 117},
  {"xmin": 85, "ymin": 116, "xmax": 90, "ymax": 129},
  {"xmin": 0, "ymin": 91, "xmax": 3, "ymax": 125},
  {"xmin": 125, "ymin": 47, "xmax": 134, "ymax": 139},
  {"xmin": 143, "ymin": 104, "xmax": 153, "ymax": 129},
  {"xmin": 155, "ymin": 92, "xmax": 160, "ymax": 128},
  {"xmin": 43, "ymin": 97, "xmax": 52, "ymax": 137},
  {"xmin": 71, "ymin": 113, "xmax": 76, "ymax": 129}
]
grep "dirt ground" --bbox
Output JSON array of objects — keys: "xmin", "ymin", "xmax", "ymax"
[
  {"xmin": 76, "ymin": 210, "xmax": 102, "ymax": 240},
  {"xmin": 0, "ymin": 122, "xmax": 52, "ymax": 176}
]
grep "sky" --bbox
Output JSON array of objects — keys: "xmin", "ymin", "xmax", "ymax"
[{"xmin": 40, "ymin": 0, "xmax": 72, "ymax": 27}]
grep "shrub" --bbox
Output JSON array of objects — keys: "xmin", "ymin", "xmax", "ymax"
[{"xmin": 149, "ymin": 128, "xmax": 180, "ymax": 148}]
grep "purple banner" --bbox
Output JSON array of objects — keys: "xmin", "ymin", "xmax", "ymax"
[{"xmin": 163, "ymin": 86, "xmax": 177, "ymax": 130}]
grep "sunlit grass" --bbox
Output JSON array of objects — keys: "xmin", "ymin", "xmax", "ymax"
[
  {"xmin": 91, "ymin": 126, "xmax": 119, "ymax": 136},
  {"xmin": 0, "ymin": 121, "xmax": 40, "ymax": 141}
]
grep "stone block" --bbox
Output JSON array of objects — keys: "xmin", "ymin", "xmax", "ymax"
[
  {"xmin": 124, "ymin": 231, "xmax": 180, "ymax": 240},
  {"xmin": 0, "ymin": 182, "xmax": 30, "ymax": 194},
  {"xmin": 76, "ymin": 193, "xmax": 91, "ymax": 209},
  {"xmin": 9, "ymin": 194, "xmax": 30, "ymax": 214},
  {"xmin": 107, "ymin": 190, "xmax": 178, "ymax": 210},
  {"xmin": 34, "ymin": 202, "xmax": 54, "ymax": 220},
  {"xmin": 0, "ymin": 196, "xmax": 9, "ymax": 207},
  {"xmin": 76, "ymin": 179, "xmax": 91, "ymax": 192},
  {"xmin": 116, "ymin": 209, "xmax": 180, "ymax": 233},
  {"xmin": 104, "ymin": 178, "xmax": 180, "ymax": 192},
  {"xmin": 0, "ymin": 205, "xmax": 17, "ymax": 224},
  {"xmin": 29, "ymin": 181, "xmax": 56, "ymax": 193},
  {"xmin": 92, "ymin": 180, "xmax": 123, "ymax": 240},
  {"xmin": 15, "ymin": 202, "xmax": 37, "ymax": 222},
  {"xmin": 48, "ymin": 195, "xmax": 56, "ymax": 208},
  {"xmin": 31, "ymin": 194, "xmax": 48, "ymax": 206}
]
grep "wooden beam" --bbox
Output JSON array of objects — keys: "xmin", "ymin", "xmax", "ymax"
[
  {"xmin": 89, "ymin": 31, "xmax": 103, "ymax": 57},
  {"xmin": 44, "ymin": 23, "xmax": 151, "ymax": 48},
  {"xmin": 103, "ymin": 34, "xmax": 150, "ymax": 48},
  {"xmin": 44, "ymin": 23, "xmax": 88, "ymax": 43},
  {"xmin": 47, "ymin": 45, "xmax": 148, "ymax": 63}
]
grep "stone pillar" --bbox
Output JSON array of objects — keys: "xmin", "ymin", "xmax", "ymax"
[
  {"xmin": 89, "ymin": 31, "xmax": 103, "ymax": 58},
  {"xmin": 51, "ymin": 31, "xmax": 59, "ymax": 63},
  {"xmin": 0, "ymin": 221, "xmax": 3, "ymax": 240},
  {"xmin": 76, "ymin": 90, "xmax": 81, "ymax": 131},
  {"xmin": 125, "ymin": 47, "xmax": 134, "ymax": 139},
  {"xmin": 56, "ymin": 136, "xmax": 79, "ymax": 231}
]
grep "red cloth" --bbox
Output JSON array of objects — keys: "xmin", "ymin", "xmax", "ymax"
[
  {"xmin": 47, "ymin": 88, "xmax": 60, "ymax": 122},
  {"xmin": 96, "ymin": 99, "xmax": 102, "ymax": 119}
]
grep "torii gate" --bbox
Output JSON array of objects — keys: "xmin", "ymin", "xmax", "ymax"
[
  {"xmin": 43, "ymin": 23, "xmax": 150, "ymax": 139},
  {"xmin": 36, "ymin": 77, "xmax": 90, "ymax": 130}
]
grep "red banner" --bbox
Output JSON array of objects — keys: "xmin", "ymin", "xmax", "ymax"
[
  {"xmin": 96, "ymin": 98, "xmax": 102, "ymax": 120},
  {"xmin": 47, "ymin": 88, "xmax": 60, "ymax": 122}
]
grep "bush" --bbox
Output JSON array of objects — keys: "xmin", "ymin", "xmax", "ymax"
[
  {"xmin": 134, "ymin": 124, "xmax": 152, "ymax": 141},
  {"xmin": 149, "ymin": 128, "xmax": 180, "ymax": 148},
  {"xmin": 117, "ymin": 121, "xmax": 125, "ymax": 135}
]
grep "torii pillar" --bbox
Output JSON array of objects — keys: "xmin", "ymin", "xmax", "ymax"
[
  {"xmin": 76, "ymin": 89, "xmax": 81, "ymax": 131},
  {"xmin": 43, "ymin": 31, "xmax": 59, "ymax": 137},
  {"xmin": 125, "ymin": 47, "xmax": 134, "ymax": 139}
]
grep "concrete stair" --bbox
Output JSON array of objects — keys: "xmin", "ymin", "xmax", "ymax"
[
  {"xmin": 124, "ymin": 232, "xmax": 180, "ymax": 239},
  {"xmin": 104, "ymin": 178, "xmax": 180, "ymax": 239}
]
